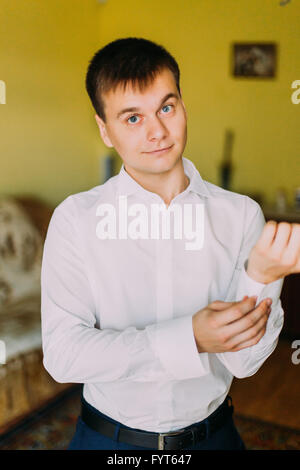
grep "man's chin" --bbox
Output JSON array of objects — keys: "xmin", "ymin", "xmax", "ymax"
[{"xmin": 141, "ymin": 152, "xmax": 182, "ymax": 174}]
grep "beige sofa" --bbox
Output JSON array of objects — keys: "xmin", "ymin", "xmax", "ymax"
[{"xmin": 0, "ymin": 196, "xmax": 73, "ymax": 435}]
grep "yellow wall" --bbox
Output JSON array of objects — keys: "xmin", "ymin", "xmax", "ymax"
[
  {"xmin": 1, "ymin": 0, "xmax": 299, "ymax": 207},
  {"xmin": 0, "ymin": 0, "xmax": 105, "ymax": 206}
]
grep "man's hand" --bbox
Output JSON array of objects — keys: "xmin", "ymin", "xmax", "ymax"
[
  {"xmin": 246, "ymin": 221, "xmax": 300, "ymax": 284},
  {"xmin": 192, "ymin": 295, "xmax": 272, "ymax": 353}
]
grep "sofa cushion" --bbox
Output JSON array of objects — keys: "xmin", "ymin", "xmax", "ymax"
[
  {"xmin": 0, "ymin": 197, "xmax": 43, "ymax": 309},
  {"xmin": 0, "ymin": 295, "xmax": 42, "ymax": 362}
]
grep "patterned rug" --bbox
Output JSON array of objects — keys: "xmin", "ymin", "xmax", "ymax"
[{"xmin": 0, "ymin": 386, "xmax": 299, "ymax": 450}]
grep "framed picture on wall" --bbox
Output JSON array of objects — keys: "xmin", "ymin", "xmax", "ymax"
[{"xmin": 232, "ymin": 43, "xmax": 277, "ymax": 78}]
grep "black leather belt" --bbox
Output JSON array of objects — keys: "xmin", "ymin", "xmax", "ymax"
[{"xmin": 80, "ymin": 396, "xmax": 234, "ymax": 450}]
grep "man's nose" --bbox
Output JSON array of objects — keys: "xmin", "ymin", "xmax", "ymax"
[{"xmin": 146, "ymin": 115, "xmax": 168, "ymax": 141}]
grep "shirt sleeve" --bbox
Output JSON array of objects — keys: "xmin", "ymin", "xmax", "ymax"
[
  {"xmin": 41, "ymin": 197, "xmax": 208, "ymax": 384},
  {"xmin": 214, "ymin": 196, "xmax": 285, "ymax": 379}
]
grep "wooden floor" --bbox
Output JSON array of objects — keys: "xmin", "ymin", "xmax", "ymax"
[{"xmin": 229, "ymin": 336, "xmax": 300, "ymax": 430}]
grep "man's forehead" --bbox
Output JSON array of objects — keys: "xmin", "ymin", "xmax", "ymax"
[{"xmin": 103, "ymin": 68, "xmax": 179, "ymax": 112}]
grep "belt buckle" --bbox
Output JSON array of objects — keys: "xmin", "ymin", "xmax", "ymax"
[{"xmin": 158, "ymin": 429, "xmax": 185, "ymax": 450}]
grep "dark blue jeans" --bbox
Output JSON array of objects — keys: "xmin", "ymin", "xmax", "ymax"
[{"xmin": 67, "ymin": 395, "xmax": 246, "ymax": 450}]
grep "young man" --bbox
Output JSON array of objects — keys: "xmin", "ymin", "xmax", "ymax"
[{"xmin": 41, "ymin": 38, "xmax": 300, "ymax": 450}]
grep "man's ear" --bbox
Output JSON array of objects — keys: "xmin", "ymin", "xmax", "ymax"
[{"xmin": 95, "ymin": 114, "xmax": 113, "ymax": 148}]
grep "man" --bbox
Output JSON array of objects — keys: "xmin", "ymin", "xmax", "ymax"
[{"xmin": 41, "ymin": 37, "xmax": 300, "ymax": 450}]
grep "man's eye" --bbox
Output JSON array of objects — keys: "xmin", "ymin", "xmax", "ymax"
[
  {"xmin": 161, "ymin": 104, "xmax": 173, "ymax": 113},
  {"xmin": 127, "ymin": 115, "xmax": 140, "ymax": 124}
]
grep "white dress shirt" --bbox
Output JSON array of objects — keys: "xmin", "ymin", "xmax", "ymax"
[{"xmin": 41, "ymin": 156, "xmax": 284, "ymax": 433}]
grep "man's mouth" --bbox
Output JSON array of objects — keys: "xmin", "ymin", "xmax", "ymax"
[{"xmin": 144, "ymin": 144, "xmax": 174, "ymax": 155}]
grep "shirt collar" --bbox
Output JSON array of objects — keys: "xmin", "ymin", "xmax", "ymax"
[{"xmin": 116, "ymin": 156, "xmax": 211, "ymax": 199}]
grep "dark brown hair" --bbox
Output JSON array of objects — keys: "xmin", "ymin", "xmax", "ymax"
[{"xmin": 85, "ymin": 37, "xmax": 181, "ymax": 122}]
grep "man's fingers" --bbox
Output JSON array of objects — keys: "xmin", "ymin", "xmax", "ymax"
[
  {"xmin": 270, "ymin": 222, "xmax": 292, "ymax": 256},
  {"xmin": 212, "ymin": 296, "xmax": 259, "ymax": 326},
  {"xmin": 256, "ymin": 220, "xmax": 277, "ymax": 251},
  {"xmin": 230, "ymin": 321, "xmax": 268, "ymax": 351},
  {"xmin": 222, "ymin": 301, "xmax": 271, "ymax": 347},
  {"xmin": 285, "ymin": 224, "xmax": 300, "ymax": 269}
]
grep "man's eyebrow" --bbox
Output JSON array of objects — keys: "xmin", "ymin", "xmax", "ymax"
[{"xmin": 116, "ymin": 92, "xmax": 179, "ymax": 119}]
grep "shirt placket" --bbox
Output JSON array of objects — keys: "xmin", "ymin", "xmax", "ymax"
[{"xmin": 155, "ymin": 206, "xmax": 174, "ymax": 426}]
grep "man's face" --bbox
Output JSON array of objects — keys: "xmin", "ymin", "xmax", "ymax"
[{"xmin": 95, "ymin": 68, "xmax": 187, "ymax": 177}]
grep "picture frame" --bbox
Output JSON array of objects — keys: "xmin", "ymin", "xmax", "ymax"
[{"xmin": 232, "ymin": 42, "xmax": 277, "ymax": 78}]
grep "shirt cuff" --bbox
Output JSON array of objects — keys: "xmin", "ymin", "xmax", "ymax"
[
  {"xmin": 148, "ymin": 315, "xmax": 210, "ymax": 380},
  {"xmin": 241, "ymin": 259, "xmax": 284, "ymax": 310},
  {"xmin": 242, "ymin": 259, "xmax": 267, "ymax": 296}
]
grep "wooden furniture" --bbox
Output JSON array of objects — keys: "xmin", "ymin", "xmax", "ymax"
[{"xmin": 262, "ymin": 205, "xmax": 300, "ymax": 339}]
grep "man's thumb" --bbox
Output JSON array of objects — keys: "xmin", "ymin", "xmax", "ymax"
[
  {"xmin": 209, "ymin": 296, "xmax": 249, "ymax": 310},
  {"xmin": 209, "ymin": 300, "xmax": 236, "ymax": 310}
]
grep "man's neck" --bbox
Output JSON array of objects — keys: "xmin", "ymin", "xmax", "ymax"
[{"xmin": 124, "ymin": 159, "xmax": 190, "ymax": 207}]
